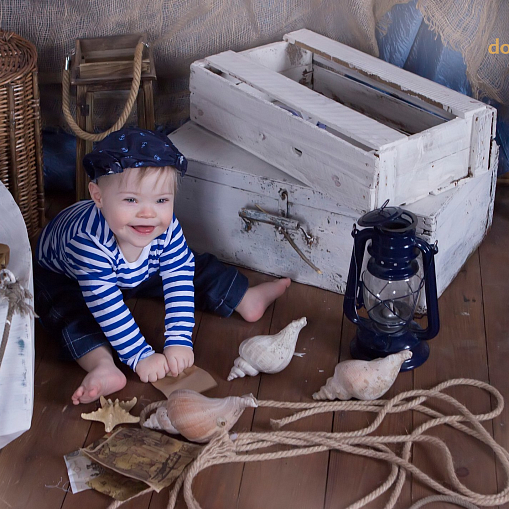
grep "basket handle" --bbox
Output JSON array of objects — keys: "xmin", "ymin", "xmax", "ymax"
[{"xmin": 61, "ymin": 38, "xmax": 145, "ymax": 142}]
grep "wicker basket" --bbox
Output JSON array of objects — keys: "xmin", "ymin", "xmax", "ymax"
[{"xmin": 0, "ymin": 31, "xmax": 44, "ymax": 238}]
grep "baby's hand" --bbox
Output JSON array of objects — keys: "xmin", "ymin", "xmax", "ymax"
[
  {"xmin": 135, "ymin": 353, "xmax": 169, "ymax": 383},
  {"xmin": 163, "ymin": 345, "xmax": 194, "ymax": 377}
]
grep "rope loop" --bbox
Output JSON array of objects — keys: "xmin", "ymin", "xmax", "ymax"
[
  {"xmin": 61, "ymin": 38, "xmax": 145, "ymax": 142},
  {"xmin": 107, "ymin": 379, "xmax": 509, "ymax": 509}
]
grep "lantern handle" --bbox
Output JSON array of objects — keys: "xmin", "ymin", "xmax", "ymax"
[
  {"xmin": 412, "ymin": 238, "xmax": 440, "ymax": 340},
  {"xmin": 344, "ymin": 226, "xmax": 373, "ymax": 325}
]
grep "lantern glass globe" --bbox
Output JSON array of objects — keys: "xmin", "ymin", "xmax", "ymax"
[{"xmin": 362, "ymin": 270, "xmax": 421, "ymax": 333}]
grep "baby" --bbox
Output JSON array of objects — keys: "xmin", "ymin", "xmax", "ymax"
[{"xmin": 35, "ymin": 128, "xmax": 289, "ymax": 405}]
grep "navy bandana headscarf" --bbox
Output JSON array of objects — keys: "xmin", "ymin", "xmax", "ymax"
[{"xmin": 83, "ymin": 127, "xmax": 188, "ymax": 181}]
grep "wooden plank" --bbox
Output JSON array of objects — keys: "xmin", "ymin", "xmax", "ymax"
[
  {"xmin": 240, "ymin": 41, "xmax": 313, "ymax": 81},
  {"xmin": 313, "ymin": 65, "xmax": 445, "ymax": 135},
  {"xmin": 142, "ymin": 80, "xmax": 155, "ymax": 130},
  {"xmin": 81, "ymin": 48, "xmax": 146, "ymax": 61},
  {"xmin": 79, "ymin": 34, "xmax": 146, "ymax": 54},
  {"xmin": 311, "ymin": 53, "xmax": 455, "ymax": 122},
  {"xmin": 137, "ymin": 86, "xmax": 147, "ymax": 129},
  {"xmin": 85, "ymin": 92, "xmax": 94, "ymax": 169},
  {"xmin": 283, "ymin": 29, "xmax": 485, "ymax": 118},
  {"xmin": 236, "ymin": 281, "xmax": 343, "ymax": 509},
  {"xmin": 469, "ymin": 107, "xmax": 496, "ymax": 177},
  {"xmin": 406, "ymin": 154, "xmax": 496, "ymax": 312},
  {"xmin": 389, "ymin": 117, "xmax": 471, "ymax": 205},
  {"xmin": 189, "ymin": 94, "xmax": 376, "ymax": 208},
  {"xmin": 411, "ymin": 252, "xmax": 498, "ymax": 507},
  {"xmin": 175, "ymin": 173, "xmax": 355, "ymax": 296},
  {"xmin": 34, "ymin": 320, "xmax": 49, "ymax": 376},
  {"xmin": 479, "ymin": 186, "xmax": 509, "ymax": 508},
  {"xmin": 170, "ymin": 122, "xmax": 359, "ymax": 217},
  {"xmin": 0, "ymin": 328, "xmax": 94, "ymax": 509},
  {"xmin": 164, "ymin": 268, "xmax": 275, "ymax": 509},
  {"xmin": 75, "ymin": 85, "xmax": 89, "ymax": 201},
  {"xmin": 58, "ymin": 297, "xmax": 162, "ymax": 509},
  {"xmin": 78, "ymin": 60, "xmax": 151, "ymax": 80},
  {"xmin": 205, "ymin": 51, "xmax": 406, "ymax": 149},
  {"xmin": 324, "ymin": 318, "xmax": 413, "ymax": 509},
  {"xmin": 190, "ymin": 64, "xmax": 378, "ymax": 213}
]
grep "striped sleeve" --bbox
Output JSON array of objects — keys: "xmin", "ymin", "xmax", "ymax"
[
  {"xmin": 66, "ymin": 233, "xmax": 154, "ymax": 370},
  {"xmin": 159, "ymin": 217, "xmax": 195, "ymax": 350}
]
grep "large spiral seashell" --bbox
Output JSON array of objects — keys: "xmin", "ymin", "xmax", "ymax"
[
  {"xmin": 227, "ymin": 317, "xmax": 307, "ymax": 381},
  {"xmin": 313, "ymin": 350, "xmax": 412, "ymax": 401},
  {"xmin": 142, "ymin": 389, "xmax": 258, "ymax": 443}
]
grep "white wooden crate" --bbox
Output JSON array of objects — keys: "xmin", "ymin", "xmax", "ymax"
[
  {"xmin": 171, "ymin": 122, "xmax": 497, "ymax": 312},
  {"xmin": 190, "ymin": 29, "xmax": 496, "ymax": 215}
]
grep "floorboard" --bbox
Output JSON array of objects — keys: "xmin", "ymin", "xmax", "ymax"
[
  {"xmin": 2, "ymin": 187, "xmax": 509, "ymax": 509},
  {"xmin": 411, "ymin": 251, "xmax": 497, "ymax": 507},
  {"xmin": 236, "ymin": 283, "xmax": 342, "ymax": 509},
  {"xmin": 325, "ymin": 318, "xmax": 414, "ymax": 509},
  {"xmin": 479, "ymin": 187, "xmax": 509, "ymax": 509},
  {"xmin": 171, "ymin": 270, "xmax": 273, "ymax": 509}
]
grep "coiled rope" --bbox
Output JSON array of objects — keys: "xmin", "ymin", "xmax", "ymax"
[
  {"xmin": 61, "ymin": 39, "xmax": 144, "ymax": 141},
  {"xmin": 108, "ymin": 378, "xmax": 509, "ymax": 509}
]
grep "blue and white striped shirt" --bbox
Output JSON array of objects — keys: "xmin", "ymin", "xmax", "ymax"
[{"xmin": 36, "ymin": 200, "xmax": 195, "ymax": 370}]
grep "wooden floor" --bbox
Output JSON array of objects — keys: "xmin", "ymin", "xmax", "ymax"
[{"xmin": 2, "ymin": 186, "xmax": 509, "ymax": 509}]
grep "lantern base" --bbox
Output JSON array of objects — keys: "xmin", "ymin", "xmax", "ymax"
[{"xmin": 350, "ymin": 323, "xmax": 430, "ymax": 371}]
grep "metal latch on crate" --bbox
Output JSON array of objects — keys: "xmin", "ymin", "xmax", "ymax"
[{"xmin": 239, "ymin": 207, "xmax": 322, "ymax": 274}]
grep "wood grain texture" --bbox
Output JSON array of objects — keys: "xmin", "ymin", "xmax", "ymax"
[
  {"xmin": 0, "ymin": 329, "xmax": 93, "ymax": 509},
  {"xmin": 172, "ymin": 122, "xmax": 495, "ymax": 312},
  {"xmin": 190, "ymin": 61, "xmax": 378, "ymax": 212},
  {"xmin": 236, "ymin": 280, "xmax": 343, "ymax": 509},
  {"xmin": 479, "ymin": 186, "xmax": 509, "ymax": 509},
  {"xmin": 324, "ymin": 318, "xmax": 413, "ymax": 509},
  {"xmin": 206, "ymin": 51, "xmax": 406, "ymax": 149},
  {"xmin": 411, "ymin": 252, "xmax": 498, "ymax": 507},
  {"xmin": 283, "ymin": 29, "xmax": 487, "ymax": 118},
  {"xmin": 469, "ymin": 108, "xmax": 496, "ymax": 177},
  {"xmin": 191, "ymin": 33, "xmax": 494, "ymax": 214},
  {"xmin": 170, "ymin": 269, "xmax": 274, "ymax": 509},
  {"xmin": 3, "ymin": 192, "xmax": 509, "ymax": 509}
]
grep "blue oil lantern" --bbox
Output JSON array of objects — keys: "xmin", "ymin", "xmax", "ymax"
[{"xmin": 343, "ymin": 201, "xmax": 440, "ymax": 371}]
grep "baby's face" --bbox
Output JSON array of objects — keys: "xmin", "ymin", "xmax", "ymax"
[{"xmin": 92, "ymin": 168, "xmax": 176, "ymax": 259}]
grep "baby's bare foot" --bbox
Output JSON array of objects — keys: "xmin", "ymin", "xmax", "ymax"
[
  {"xmin": 72, "ymin": 362, "xmax": 126, "ymax": 405},
  {"xmin": 236, "ymin": 278, "xmax": 291, "ymax": 322}
]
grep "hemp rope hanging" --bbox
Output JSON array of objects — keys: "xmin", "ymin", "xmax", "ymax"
[
  {"xmin": 61, "ymin": 39, "xmax": 144, "ymax": 141},
  {"xmin": 0, "ymin": 269, "xmax": 36, "ymax": 370},
  {"xmin": 107, "ymin": 378, "xmax": 509, "ymax": 509}
]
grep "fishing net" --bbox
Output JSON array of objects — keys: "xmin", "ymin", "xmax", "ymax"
[{"xmin": 0, "ymin": 0, "xmax": 507, "ymax": 130}]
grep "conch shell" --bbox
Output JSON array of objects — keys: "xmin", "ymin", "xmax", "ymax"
[
  {"xmin": 81, "ymin": 396, "xmax": 140, "ymax": 432},
  {"xmin": 141, "ymin": 389, "xmax": 258, "ymax": 443},
  {"xmin": 227, "ymin": 317, "xmax": 307, "ymax": 381},
  {"xmin": 313, "ymin": 350, "xmax": 412, "ymax": 401}
]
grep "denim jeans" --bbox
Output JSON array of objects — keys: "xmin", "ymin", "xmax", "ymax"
[{"xmin": 34, "ymin": 252, "xmax": 248, "ymax": 360}]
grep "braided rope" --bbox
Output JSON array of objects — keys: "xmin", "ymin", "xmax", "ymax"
[
  {"xmin": 174, "ymin": 379, "xmax": 508, "ymax": 509},
  {"xmin": 61, "ymin": 39, "xmax": 144, "ymax": 142},
  {"xmin": 107, "ymin": 379, "xmax": 509, "ymax": 509}
]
